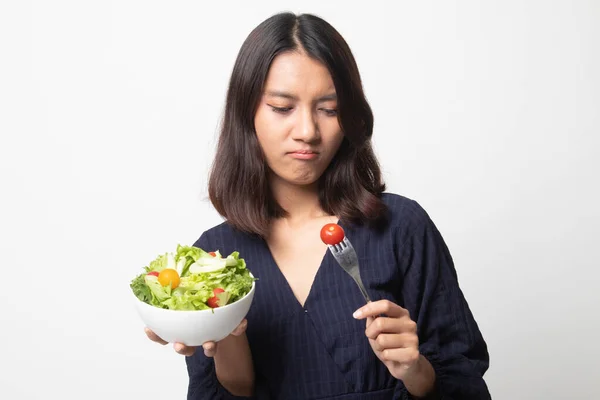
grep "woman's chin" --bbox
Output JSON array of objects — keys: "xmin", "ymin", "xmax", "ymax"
[{"xmin": 277, "ymin": 174, "xmax": 320, "ymax": 188}]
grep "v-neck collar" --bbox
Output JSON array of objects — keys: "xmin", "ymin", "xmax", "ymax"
[{"xmin": 260, "ymin": 220, "xmax": 343, "ymax": 311}]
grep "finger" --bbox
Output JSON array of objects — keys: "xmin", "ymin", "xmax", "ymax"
[
  {"xmin": 380, "ymin": 347, "xmax": 420, "ymax": 365},
  {"xmin": 366, "ymin": 316, "xmax": 375, "ymax": 329},
  {"xmin": 202, "ymin": 341, "xmax": 218, "ymax": 357},
  {"xmin": 353, "ymin": 300, "xmax": 409, "ymax": 320},
  {"xmin": 365, "ymin": 317, "xmax": 417, "ymax": 339},
  {"xmin": 231, "ymin": 319, "xmax": 248, "ymax": 336},
  {"xmin": 365, "ymin": 315, "xmax": 383, "ymax": 331},
  {"xmin": 370, "ymin": 333, "xmax": 419, "ymax": 352},
  {"xmin": 144, "ymin": 328, "xmax": 168, "ymax": 345},
  {"xmin": 173, "ymin": 342, "xmax": 196, "ymax": 357}
]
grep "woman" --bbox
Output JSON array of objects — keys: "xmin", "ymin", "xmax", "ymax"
[{"xmin": 146, "ymin": 12, "xmax": 491, "ymax": 400}]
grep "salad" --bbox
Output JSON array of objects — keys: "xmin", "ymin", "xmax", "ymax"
[{"xmin": 130, "ymin": 244, "xmax": 254, "ymax": 311}]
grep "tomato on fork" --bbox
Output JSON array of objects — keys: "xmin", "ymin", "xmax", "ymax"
[{"xmin": 320, "ymin": 223, "xmax": 345, "ymax": 245}]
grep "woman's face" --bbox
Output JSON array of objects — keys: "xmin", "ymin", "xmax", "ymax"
[{"xmin": 254, "ymin": 51, "xmax": 344, "ymax": 188}]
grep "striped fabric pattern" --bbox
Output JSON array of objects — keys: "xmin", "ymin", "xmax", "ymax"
[{"xmin": 185, "ymin": 193, "xmax": 491, "ymax": 400}]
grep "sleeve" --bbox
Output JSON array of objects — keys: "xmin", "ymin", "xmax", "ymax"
[
  {"xmin": 185, "ymin": 232, "xmax": 256, "ymax": 400},
  {"xmin": 393, "ymin": 201, "xmax": 491, "ymax": 400}
]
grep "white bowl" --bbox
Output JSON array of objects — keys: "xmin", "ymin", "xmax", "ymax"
[{"xmin": 133, "ymin": 278, "xmax": 255, "ymax": 346}]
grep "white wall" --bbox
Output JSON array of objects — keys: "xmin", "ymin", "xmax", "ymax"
[{"xmin": 1, "ymin": 1, "xmax": 598, "ymax": 399}]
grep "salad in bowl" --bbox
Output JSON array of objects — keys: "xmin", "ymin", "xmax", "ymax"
[{"xmin": 130, "ymin": 244, "xmax": 256, "ymax": 346}]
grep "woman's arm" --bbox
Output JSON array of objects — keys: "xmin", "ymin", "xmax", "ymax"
[
  {"xmin": 213, "ymin": 331, "xmax": 255, "ymax": 396},
  {"xmin": 394, "ymin": 201, "xmax": 491, "ymax": 399},
  {"xmin": 185, "ymin": 334, "xmax": 255, "ymax": 400}
]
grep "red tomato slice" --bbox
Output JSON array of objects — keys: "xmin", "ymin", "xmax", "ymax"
[
  {"xmin": 320, "ymin": 223, "xmax": 345, "ymax": 245},
  {"xmin": 208, "ymin": 252, "xmax": 216, "ymax": 257},
  {"xmin": 207, "ymin": 297, "xmax": 219, "ymax": 308},
  {"xmin": 147, "ymin": 271, "xmax": 159, "ymax": 277},
  {"xmin": 207, "ymin": 288, "xmax": 226, "ymax": 308}
]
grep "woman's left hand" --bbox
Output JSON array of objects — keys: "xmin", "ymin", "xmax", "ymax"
[{"xmin": 353, "ymin": 300, "xmax": 423, "ymax": 381}]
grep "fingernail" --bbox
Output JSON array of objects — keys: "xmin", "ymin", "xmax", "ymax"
[
  {"xmin": 205, "ymin": 343, "xmax": 214, "ymax": 351},
  {"xmin": 353, "ymin": 310, "xmax": 363, "ymax": 319},
  {"xmin": 174, "ymin": 343, "xmax": 182, "ymax": 351}
]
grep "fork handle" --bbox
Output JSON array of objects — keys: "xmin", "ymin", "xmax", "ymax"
[
  {"xmin": 357, "ymin": 281, "xmax": 372, "ymax": 303},
  {"xmin": 350, "ymin": 273, "xmax": 372, "ymax": 303}
]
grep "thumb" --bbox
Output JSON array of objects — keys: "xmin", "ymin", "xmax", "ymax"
[
  {"xmin": 202, "ymin": 341, "xmax": 218, "ymax": 357},
  {"xmin": 231, "ymin": 319, "xmax": 248, "ymax": 336}
]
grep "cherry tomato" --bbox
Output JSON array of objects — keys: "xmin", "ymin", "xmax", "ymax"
[
  {"xmin": 147, "ymin": 271, "xmax": 159, "ymax": 277},
  {"xmin": 320, "ymin": 223, "xmax": 345, "ymax": 245},
  {"xmin": 158, "ymin": 268, "xmax": 180, "ymax": 289},
  {"xmin": 208, "ymin": 252, "xmax": 216, "ymax": 257},
  {"xmin": 207, "ymin": 288, "xmax": 225, "ymax": 308}
]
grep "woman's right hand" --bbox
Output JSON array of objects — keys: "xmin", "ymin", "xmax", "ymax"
[{"xmin": 144, "ymin": 318, "xmax": 249, "ymax": 357}]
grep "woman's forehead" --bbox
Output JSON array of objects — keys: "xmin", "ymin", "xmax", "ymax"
[{"xmin": 264, "ymin": 52, "xmax": 336, "ymax": 97}]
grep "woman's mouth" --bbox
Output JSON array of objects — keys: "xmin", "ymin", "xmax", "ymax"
[{"xmin": 288, "ymin": 150, "xmax": 319, "ymax": 160}]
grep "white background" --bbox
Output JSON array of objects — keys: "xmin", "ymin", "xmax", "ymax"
[{"xmin": 1, "ymin": 1, "xmax": 598, "ymax": 399}]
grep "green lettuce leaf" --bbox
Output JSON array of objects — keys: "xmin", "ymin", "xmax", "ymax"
[
  {"xmin": 131, "ymin": 273, "xmax": 151, "ymax": 303},
  {"xmin": 130, "ymin": 244, "xmax": 255, "ymax": 311}
]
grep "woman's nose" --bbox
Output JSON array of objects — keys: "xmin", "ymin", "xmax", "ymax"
[{"xmin": 292, "ymin": 108, "xmax": 320, "ymax": 142}]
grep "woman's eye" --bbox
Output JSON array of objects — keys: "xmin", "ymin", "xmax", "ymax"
[
  {"xmin": 321, "ymin": 108, "xmax": 338, "ymax": 117},
  {"xmin": 269, "ymin": 105, "xmax": 293, "ymax": 114}
]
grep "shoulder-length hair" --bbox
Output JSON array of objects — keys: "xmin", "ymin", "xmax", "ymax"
[{"xmin": 208, "ymin": 12, "xmax": 387, "ymax": 237}]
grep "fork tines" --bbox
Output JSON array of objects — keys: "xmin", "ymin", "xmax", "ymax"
[{"xmin": 329, "ymin": 238, "xmax": 350, "ymax": 253}]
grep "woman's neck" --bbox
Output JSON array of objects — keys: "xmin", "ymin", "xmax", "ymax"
[{"xmin": 270, "ymin": 176, "xmax": 326, "ymax": 224}]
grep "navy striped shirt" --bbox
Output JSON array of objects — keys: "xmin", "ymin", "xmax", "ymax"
[{"xmin": 186, "ymin": 193, "xmax": 491, "ymax": 399}]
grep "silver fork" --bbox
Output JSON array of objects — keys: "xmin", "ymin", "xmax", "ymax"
[{"xmin": 328, "ymin": 237, "xmax": 372, "ymax": 303}]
